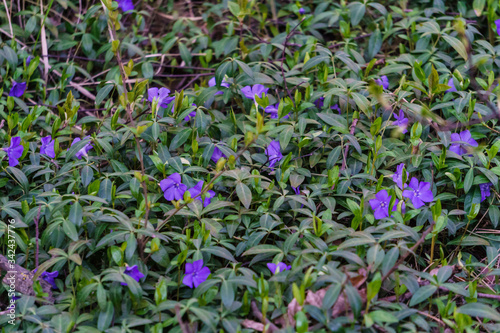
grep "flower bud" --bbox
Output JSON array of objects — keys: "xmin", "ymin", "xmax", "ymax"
[{"xmin": 215, "ymin": 158, "xmax": 227, "ymax": 171}]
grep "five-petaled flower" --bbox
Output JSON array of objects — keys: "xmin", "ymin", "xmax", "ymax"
[
  {"xmin": 211, "ymin": 146, "xmax": 226, "ymax": 163},
  {"xmin": 402, "ymin": 178, "xmax": 434, "ymax": 209},
  {"xmin": 122, "ymin": 265, "xmax": 145, "ymax": 286},
  {"xmin": 41, "ymin": 271, "xmax": 59, "ymax": 289},
  {"xmin": 9, "ymin": 81, "xmax": 27, "ymax": 98},
  {"xmin": 267, "ymin": 262, "xmax": 291, "ymax": 274},
  {"xmin": 183, "ymin": 259, "xmax": 210, "ymax": 288},
  {"xmin": 393, "ymin": 109, "xmax": 409, "ymax": 134},
  {"xmin": 40, "ymin": 135, "xmax": 56, "ymax": 158},
  {"xmin": 117, "ymin": 0, "xmax": 134, "ymax": 12},
  {"xmin": 480, "ymin": 183, "xmax": 492, "ymax": 202},
  {"xmin": 369, "ymin": 189, "xmax": 394, "ymax": 219},
  {"xmin": 449, "ymin": 130, "xmax": 478, "ymax": 156},
  {"xmin": 188, "ymin": 180, "xmax": 216, "ymax": 207},
  {"xmin": 209, "ymin": 77, "xmax": 230, "ymax": 96},
  {"xmin": 393, "ymin": 163, "xmax": 408, "ymax": 190},
  {"xmin": 446, "ymin": 78, "xmax": 457, "ymax": 93},
  {"xmin": 4, "ymin": 136, "xmax": 24, "ymax": 167},
  {"xmin": 70, "ymin": 136, "xmax": 93, "ymax": 159},
  {"xmin": 160, "ymin": 173, "xmax": 187, "ymax": 201},
  {"xmin": 148, "ymin": 87, "xmax": 175, "ymax": 108},
  {"xmin": 241, "ymin": 84, "xmax": 269, "ymax": 100},
  {"xmin": 264, "ymin": 140, "xmax": 283, "ymax": 168},
  {"xmin": 375, "ymin": 76, "xmax": 389, "ymax": 90}
]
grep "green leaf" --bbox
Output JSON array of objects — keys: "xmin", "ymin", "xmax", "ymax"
[
  {"xmin": 81, "ymin": 165, "xmax": 94, "ymax": 187},
  {"xmin": 457, "ymin": 303, "xmax": 500, "ymax": 322},
  {"xmin": 349, "ymin": 2, "xmax": 366, "ymax": 26},
  {"xmin": 68, "ymin": 201, "xmax": 83, "ymax": 227},
  {"xmin": 236, "ymin": 182, "xmax": 252, "ymax": 209},
  {"xmin": 96, "ymin": 84, "xmax": 115, "ymax": 106},
  {"xmin": 142, "ymin": 62, "xmax": 154, "ymax": 79},
  {"xmin": 409, "ymin": 285, "xmax": 437, "ymax": 306},
  {"xmin": 442, "ymin": 35, "xmax": 468, "ymax": 61}
]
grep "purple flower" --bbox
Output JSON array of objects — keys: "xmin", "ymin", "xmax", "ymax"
[
  {"xmin": 446, "ymin": 78, "xmax": 457, "ymax": 93},
  {"xmin": 121, "ymin": 265, "xmax": 145, "ymax": 286},
  {"xmin": 160, "ymin": 173, "xmax": 187, "ymax": 201},
  {"xmin": 299, "ymin": 8, "xmax": 306, "ymax": 14},
  {"xmin": 26, "ymin": 56, "xmax": 32, "ymax": 67},
  {"xmin": 393, "ymin": 163, "xmax": 408, "ymax": 190},
  {"xmin": 480, "ymin": 183, "xmax": 492, "ymax": 202},
  {"xmin": 241, "ymin": 84, "xmax": 269, "ymax": 100},
  {"xmin": 70, "ymin": 136, "xmax": 93, "ymax": 159},
  {"xmin": 183, "ymin": 259, "xmax": 210, "ymax": 288},
  {"xmin": 40, "ymin": 135, "xmax": 55, "ymax": 158},
  {"xmin": 209, "ymin": 77, "xmax": 230, "ymax": 96},
  {"xmin": 4, "ymin": 136, "xmax": 24, "ymax": 167},
  {"xmin": 264, "ymin": 140, "xmax": 283, "ymax": 168},
  {"xmin": 117, "ymin": 0, "xmax": 134, "ymax": 12},
  {"xmin": 211, "ymin": 146, "xmax": 226, "ymax": 163},
  {"xmin": 264, "ymin": 103, "xmax": 288, "ymax": 119},
  {"xmin": 9, "ymin": 81, "xmax": 27, "ymax": 98},
  {"xmin": 267, "ymin": 262, "xmax": 291, "ymax": 274},
  {"xmin": 148, "ymin": 87, "xmax": 175, "ymax": 108},
  {"xmin": 449, "ymin": 130, "xmax": 478, "ymax": 156},
  {"xmin": 495, "ymin": 19, "xmax": 500, "ymax": 36},
  {"xmin": 188, "ymin": 180, "xmax": 216, "ymax": 207},
  {"xmin": 402, "ymin": 178, "xmax": 434, "ymax": 209},
  {"xmin": 393, "ymin": 109, "xmax": 409, "ymax": 134},
  {"xmin": 292, "ymin": 186, "xmax": 300, "ymax": 195},
  {"xmin": 41, "ymin": 271, "xmax": 59, "ymax": 289},
  {"xmin": 332, "ymin": 104, "xmax": 341, "ymax": 114},
  {"xmin": 369, "ymin": 189, "xmax": 393, "ymax": 219},
  {"xmin": 375, "ymin": 76, "xmax": 389, "ymax": 90}
]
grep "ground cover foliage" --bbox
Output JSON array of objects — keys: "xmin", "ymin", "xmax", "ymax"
[{"xmin": 1, "ymin": 0, "xmax": 500, "ymax": 332}]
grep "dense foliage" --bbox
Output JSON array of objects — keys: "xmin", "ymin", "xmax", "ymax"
[{"xmin": 1, "ymin": 0, "xmax": 500, "ymax": 332}]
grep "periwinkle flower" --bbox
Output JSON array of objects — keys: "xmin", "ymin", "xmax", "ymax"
[
  {"xmin": 495, "ymin": 19, "xmax": 500, "ymax": 36},
  {"xmin": 148, "ymin": 87, "xmax": 175, "ymax": 108},
  {"xmin": 41, "ymin": 271, "xmax": 59, "ymax": 289},
  {"xmin": 160, "ymin": 173, "xmax": 187, "ymax": 201},
  {"xmin": 209, "ymin": 77, "xmax": 230, "ymax": 96},
  {"xmin": 393, "ymin": 163, "xmax": 408, "ymax": 190},
  {"xmin": 9, "ymin": 81, "xmax": 27, "ymax": 98},
  {"xmin": 449, "ymin": 130, "xmax": 478, "ymax": 156},
  {"xmin": 375, "ymin": 76, "xmax": 389, "ymax": 90},
  {"xmin": 40, "ymin": 135, "xmax": 55, "ymax": 158},
  {"xmin": 369, "ymin": 189, "xmax": 393, "ymax": 219},
  {"xmin": 332, "ymin": 104, "xmax": 341, "ymax": 114},
  {"xmin": 121, "ymin": 265, "xmax": 145, "ymax": 286},
  {"xmin": 70, "ymin": 136, "xmax": 93, "ymax": 159},
  {"xmin": 211, "ymin": 146, "xmax": 226, "ymax": 163},
  {"xmin": 292, "ymin": 186, "xmax": 300, "ymax": 195},
  {"xmin": 183, "ymin": 259, "xmax": 210, "ymax": 288},
  {"xmin": 241, "ymin": 84, "xmax": 269, "ymax": 100},
  {"xmin": 117, "ymin": 0, "xmax": 134, "ymax": 12},
  {"xmin": 480, "ymin": 183, "xmax": 492, "ymax": 202},
  {"xmin": 446, "ymin": 78, "xmax": 458, "ymax": 93},
  {"xmin": 299, "ymin": 8, "xmax": 305, "ymax": 14},
  {"xmin": 267, "ymin": 262, "xmax": 291, "ymax": 274},
  {"xmin": 4, "ymin": 136, "xmax": 24, "ymax": 167},
  {"xmin": 264, "ymin": 140, "xmax": 283, "ymax": 168},
  {"xmin": 393, "ymin": 109, "xmax": 408, "ymax": 134},
  {"xmin": 402, "ymin": 178, "xmax": 434, "ymax": 209},
  {"xmin": 26, "ymin": 56, "xmax": 32, "ymax": 67},
  {"xmin": 188, "ymin": 180, "xmax": 216, "ymax": 207},
  {"xmin": 264, "ymin": 103, "xmax": 288, "ymax": 119}
]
